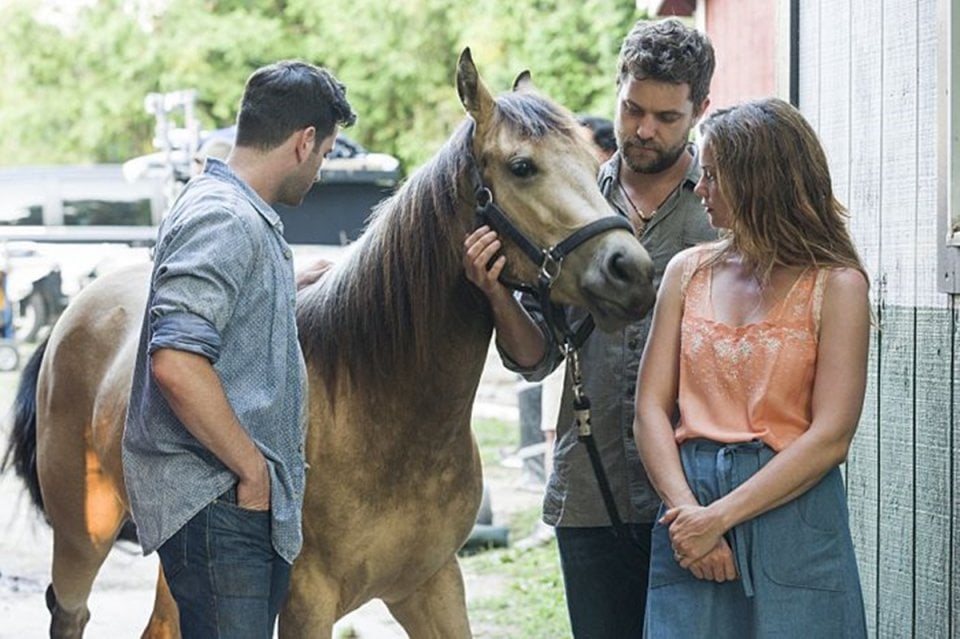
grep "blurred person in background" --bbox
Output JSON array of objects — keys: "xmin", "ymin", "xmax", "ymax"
[{"xmin": 577, "ymin": 114, "xmax": 617, "ymax": 163}]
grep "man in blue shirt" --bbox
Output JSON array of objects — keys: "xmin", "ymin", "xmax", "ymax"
[{"xmin": 123, "ymin": 60, "xmax": 356, "ymax": 638}]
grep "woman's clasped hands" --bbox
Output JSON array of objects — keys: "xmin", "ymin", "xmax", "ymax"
[{"xmin": 661, "ymin": 503, "xmax": 739, "ymax": 583}]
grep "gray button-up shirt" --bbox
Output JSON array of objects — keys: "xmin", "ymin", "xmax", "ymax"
[
  {"xmin": 123, "ymin": 159, "xmax": 308, "ymax": 563},
  {"xmin": 501, "ymin": 146, "xmax": 716, "ymax": 526}
]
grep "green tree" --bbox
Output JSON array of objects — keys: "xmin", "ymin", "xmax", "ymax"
[
  {"xmin": 303, "ymin": 0, "xmax": 467, "ymax": 169},
  {"xmin": 0, "ymin": 0, "xmax": 301, "ymax": 164},
  {"xmin": 0, "ymin": 0, "xmax": 645, "ymax": 171},
  {"xmin": 487, "ymin": 0, "xmax": 641, "ymax": 118}
]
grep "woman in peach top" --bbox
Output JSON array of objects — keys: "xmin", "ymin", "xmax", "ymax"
[{"xmin": 634, "ymin": 98, "xmax": 869, "ymax": 637}]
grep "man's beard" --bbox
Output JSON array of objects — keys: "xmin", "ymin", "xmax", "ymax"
[{"xmin": 620, "ymin": 138, "xmax": 687, "ymax": 175}]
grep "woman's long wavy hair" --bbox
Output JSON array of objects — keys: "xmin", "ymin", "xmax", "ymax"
[{"xmin": 699, "ymin": 98, "xmax": 866, "ymax": 283}]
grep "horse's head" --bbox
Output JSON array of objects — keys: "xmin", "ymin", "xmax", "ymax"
[{"xmin": 456, "ymin": 48, "xmax": 655, "ymax": 332}]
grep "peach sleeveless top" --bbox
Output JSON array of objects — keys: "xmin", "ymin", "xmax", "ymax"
[{"xmin": 674, "ymin": 248, "xmax": 828, "ymax": 451}]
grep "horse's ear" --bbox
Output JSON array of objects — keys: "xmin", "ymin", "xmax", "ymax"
[
  {"xmin": 512, "ymin": 70, "xmax": 533, "ymax": 92},
  {"xmin": 457, "ymin": 47, "xmax": 495, "ymax": 127}
]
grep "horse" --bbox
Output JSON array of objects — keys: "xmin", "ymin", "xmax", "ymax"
[{"xmin": 3, "ymin": 48, "xmax": 655, "ymax": 638}]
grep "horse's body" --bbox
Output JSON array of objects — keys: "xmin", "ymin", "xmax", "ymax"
[{"xmin": 5, "ymin": 50, "xmax": 654, "ymax": 638}]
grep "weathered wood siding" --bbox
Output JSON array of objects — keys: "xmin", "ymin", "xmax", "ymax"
[{"xmin": 797, "ymin": 0, "xmax": 958, "ymax": 636}]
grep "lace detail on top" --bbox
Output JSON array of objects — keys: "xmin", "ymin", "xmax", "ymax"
[
  {"xmin": 675, "ymin": 249, "xmax": 829, "ymax": 451},
  {"xmin": 679, "ymin": 248, "xmax": 700, "ymax": 301}
]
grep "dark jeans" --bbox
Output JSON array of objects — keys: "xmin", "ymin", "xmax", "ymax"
[
  {"xmin": 555, "ymin": 523, "xmax": 653, "ymax": 639},
  {"xmin": 157, "ymin": 490, "xmax": 291, "ymax": 639}
]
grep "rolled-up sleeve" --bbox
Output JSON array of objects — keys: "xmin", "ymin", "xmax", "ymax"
[
  {"xmin": 496, "ymin": 290, "xmax": 566, "ymax": 382},
  {"xmin": 149, "ymin": 311, "xmax": 222, "ymax": 361},
  {"xmin": 148, "ymin": 207, "xmax": 255, "ymax": 363}
]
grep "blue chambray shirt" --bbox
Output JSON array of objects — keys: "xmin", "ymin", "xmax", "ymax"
[{"xmin": 122, "ymin": 158, "xmax": 308, "ymax": 564}]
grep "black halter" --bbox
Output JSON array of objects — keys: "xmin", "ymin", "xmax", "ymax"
[
  {"xmin": 465, "ymin": 120, "xmax": 638, "ymax": 544},
  {"xmin": 463, "ymin": 120, "xmax": 631, "ymax": 348}
]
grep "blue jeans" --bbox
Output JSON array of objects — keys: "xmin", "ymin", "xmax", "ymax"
[
  {"xmin": 555, "ymin": 523, "xmax": 653, "ymax": 639},
  {"xmin": 157, "ymin": 489, "xmax": 291, "ymax": 639}
]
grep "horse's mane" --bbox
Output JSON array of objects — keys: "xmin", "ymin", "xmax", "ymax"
[{"xmin": 297, "ymin": 91, "xmax": 575, "ymax": 398}]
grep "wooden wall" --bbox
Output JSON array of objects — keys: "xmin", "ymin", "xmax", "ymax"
[
  {"xmin": 701, "ymin": 0, "xmax": 779, "ymax": 109},
  {"xmin": 796, "ymin": 0, "xmax": 959, "ymax": 636}
]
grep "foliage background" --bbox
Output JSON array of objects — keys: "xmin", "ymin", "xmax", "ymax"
[{"xmin": 0, "ymin": 0, "xmax": 646, "ymax": 172}]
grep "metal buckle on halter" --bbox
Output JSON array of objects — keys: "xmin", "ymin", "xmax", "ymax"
[
  {"xmin": 539, "ymin": 250, "xmax": 563, "ymax": 286},
  {"xmin": 476, "ymin": 186, "xmax": 493, "ymax": 208}
]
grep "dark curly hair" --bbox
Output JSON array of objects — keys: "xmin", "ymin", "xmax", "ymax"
[{"xmin": 617, "ymin": 18, "xmax": 715, "ymax": 108}]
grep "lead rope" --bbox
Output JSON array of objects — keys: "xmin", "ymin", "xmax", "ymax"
[{"xmin": 565, "ymin": 343, "xmax": 631, "ymax": 542}]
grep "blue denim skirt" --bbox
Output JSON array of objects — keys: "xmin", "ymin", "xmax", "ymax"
[{"xmin": 643, "ymin": 440, "xmax": 867, "ymax": 638}]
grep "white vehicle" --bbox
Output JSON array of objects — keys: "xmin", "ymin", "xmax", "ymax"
[
  {"xmin": 1, "ymin": 241, "xmax": 66, "ymax": 344},
  {"xmin": 0, "ymin": 165, "xmax": 163, "ymax": 342}
]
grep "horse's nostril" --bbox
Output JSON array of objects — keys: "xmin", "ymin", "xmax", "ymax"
[
  {"xmin": 606, "ymin": 249, "xmax": 642, "ymax": 284},
  {"xmin": 607, "ymin": 251, "xmax": 629, "ymax": 282}
]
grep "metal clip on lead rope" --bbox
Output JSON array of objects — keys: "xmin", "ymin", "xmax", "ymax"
[{"xmin": 565, "ymin": 346, "xmax": 592, "ymax": 437}]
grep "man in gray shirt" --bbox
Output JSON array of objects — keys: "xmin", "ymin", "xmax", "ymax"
[
  {"xmin": 123, "ymin": 60, "xmax": 355, "ymax": 638},
  {"xmin": 464, "ymin": 19, "xmax": 716, "ymax": 638}
]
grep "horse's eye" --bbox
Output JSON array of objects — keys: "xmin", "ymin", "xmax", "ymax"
[{"xmin": 508, "ymin": 158, "xmax": 537, "ymax": 178}]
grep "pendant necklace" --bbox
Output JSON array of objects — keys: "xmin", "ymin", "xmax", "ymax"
[
  {"xmin": 619, "ymin": 182, "xmax": 651, "ymax": 225},
  {"xmin": 619, "ymin": 180, "xmax": 680, "ymax": 233}
]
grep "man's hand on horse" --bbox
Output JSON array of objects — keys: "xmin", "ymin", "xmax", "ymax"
[
  {"xmin": 463, "ymin": 226, "xmax": 510, "ymax": 302},
  {"xmin": 296, "ymin": 258, "xmax": 334, "ymax": 290}
]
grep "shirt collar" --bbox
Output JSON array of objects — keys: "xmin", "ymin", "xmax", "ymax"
[
  {"xmin": 203, "ymin": 158, "xmax": 284, "ymax": 232},
  {"xmin": 681, "ymin": 143, "xmax": 702, "ymax": 189}
]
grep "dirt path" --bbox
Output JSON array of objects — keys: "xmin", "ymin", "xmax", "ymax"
[{"xmin": 0, "ymin": 345, "xmax": 534, "ymax": 638}]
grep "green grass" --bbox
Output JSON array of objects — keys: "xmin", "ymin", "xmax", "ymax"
[
  {"xmin": 466, "ymin": 417, "xmax": 571, "ymax": 639},
  {"xmin": 471, "ymin": 416, "xmax": 517, "ymax": 466},
  {"xmin": 462, "ymin": 531, "xmax": 570, "ymax": 639}
]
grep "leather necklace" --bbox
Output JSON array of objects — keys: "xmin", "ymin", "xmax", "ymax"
[{"xmin": 619, "ymin": 179, "xmax": 681, "ymax": 227}]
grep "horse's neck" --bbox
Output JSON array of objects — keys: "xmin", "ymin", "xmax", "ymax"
[
  {"xmin": 314, "ymin": 279, "xmax": 494, "ymax": 451},
  {"xmin": 397, "ymin": 281, "xmax": 494, "ymax": 403},
  {"xmin": 312, "ymin": 246, "xmax": 495, "ymax": 404}
]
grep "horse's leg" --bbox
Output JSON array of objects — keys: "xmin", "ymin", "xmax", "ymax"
[
  {"xmin": 46, "ymin": 528, "xmax": 115, "ymax": 638},
  {"xmin": 45, "ymin": 581, "xmax": 88, "ymax": 639},
  {"xmin": 49, "ymin": 531, "xmax": 182, "ymax": 639},
  {"xmin": 41, "ymin": 428, "xmax": 127, "ymax": 638},
  {"xmin": 384, "ymin": 557, "xmax": 471, "ymax": 639},
  {"xmin": 140, "ymin": 564, "xmax": 180, "ymax": 639},
  {"xmin": 277, "ymin": 561, "xmax": 338, "ymax": 639}
]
